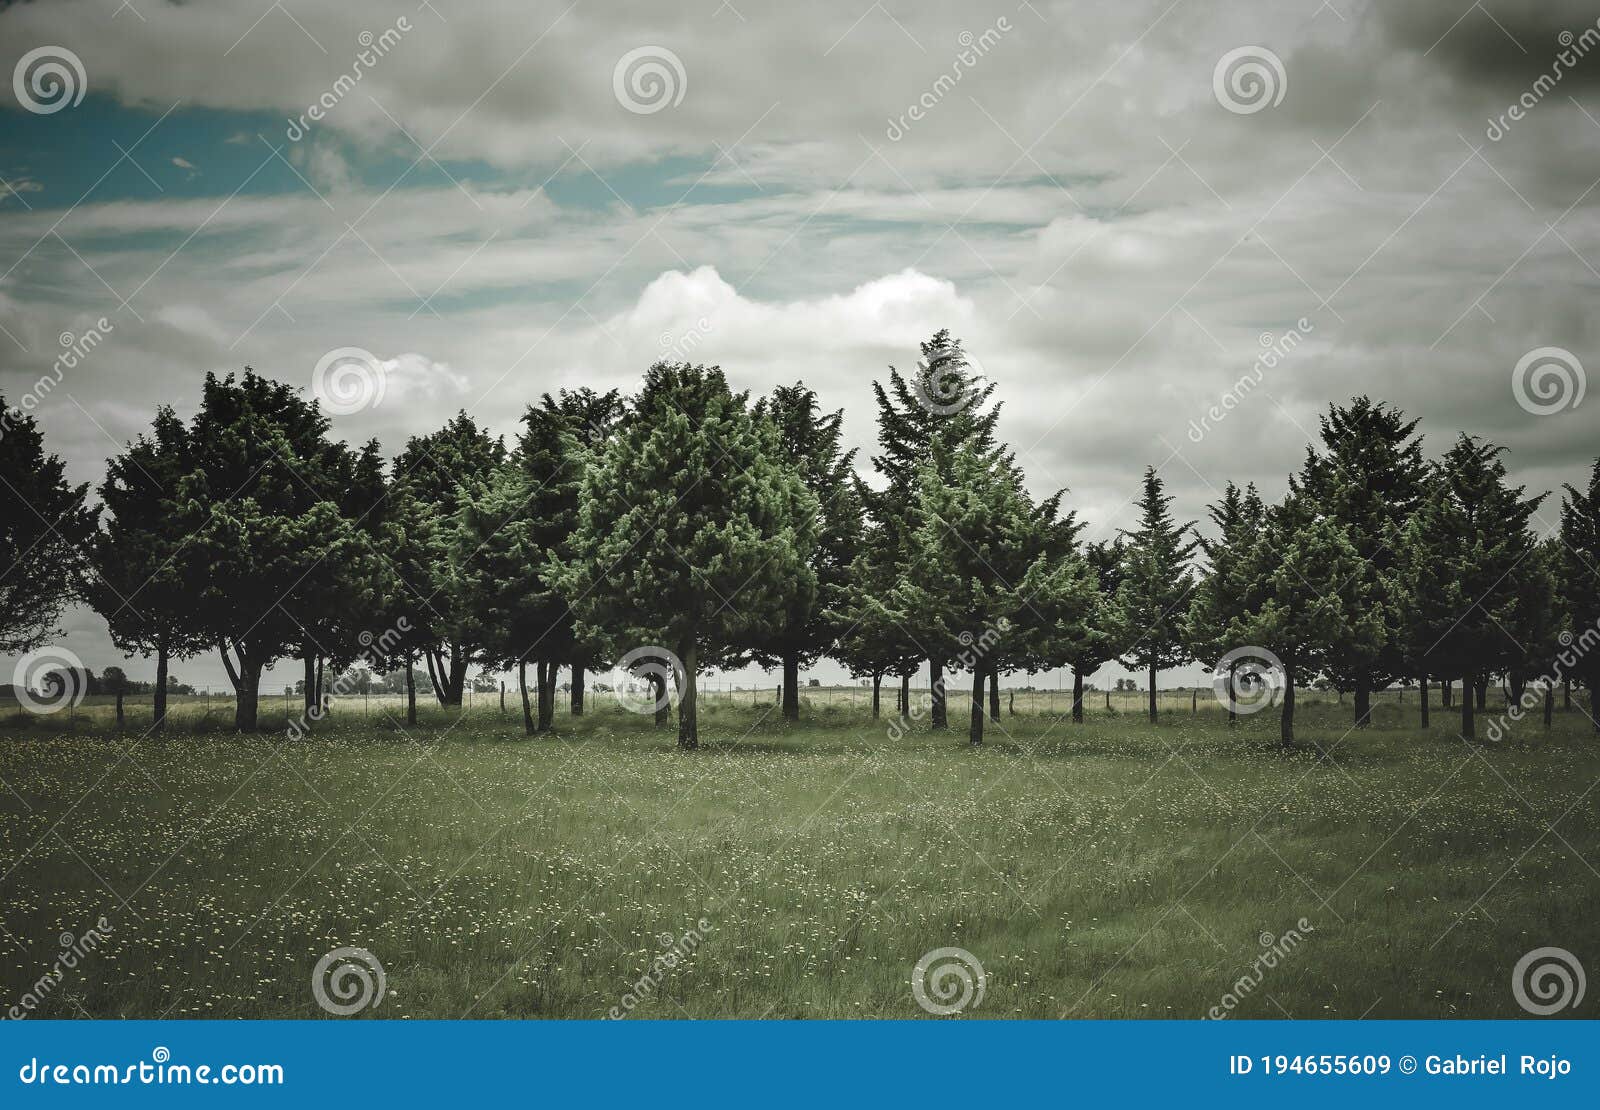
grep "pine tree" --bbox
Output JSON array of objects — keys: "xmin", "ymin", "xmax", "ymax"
[
  {"xmin": 1392, "ymin": 435, "xmax": 1544, "ymax": 741},
  {"xmin": 1298, "ymin": 398, "xmax": 1427, "ymax": 726},
  {"xmin": 514, "ymin": 388, "xmax": 625, "ymax": 720},
  {"xmin": 179, "ymin": 371, "xmax": 387, "ymax": 730},
  {"xmin": 85, "ymin": 407, "xmax": 203, "ymax": 731},
  {"xmin": 1559, "ymin": 458, "xmax": 1600, "ymax": 732},
  {"xmin": 867, "ymin": 330, "xmax": 999, "ymax": 727},
  {"xmin": 747, "ymin": 383, "xmax": 859, "ymax": 720},
  {"xmin": 895, "ymin": 443, "xmax": 1046, "ymax": 745},
  {"xmin": 1228, "ymin": 494, "xmax": 1384, "ymax": 746},
  {"xmin": 1184, "ymin": 481, "xmax": 1266, "ymax": 724},
  {"xmin": 0, "ymin": 395, "xmax": 95, "ymax": 653},
  {"xmin": 392, "ymin": 412, "xmax": 506, "ymax": 707},
  {"xmin": 1116, "ymin": 467, "xmax": 1198, "ymax": 722},
  {"xmin": 553, "ymin": 363, "xmax": 818, "ymax": 749}
]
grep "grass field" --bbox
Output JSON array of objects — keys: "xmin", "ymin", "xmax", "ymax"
[{"xmin": 1, "ymin": 692, "xmax": 1596, "ymax": 1019}]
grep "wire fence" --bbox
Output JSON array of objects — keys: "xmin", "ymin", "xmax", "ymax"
[{"xmin": 0, "ymin": 680, "xmax": 1542, "ymax": 732}]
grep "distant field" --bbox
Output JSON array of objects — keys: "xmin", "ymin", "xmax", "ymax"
[{"xmin": 1, "ymin": 696, "xmax": 1596, "ymax": 1019}]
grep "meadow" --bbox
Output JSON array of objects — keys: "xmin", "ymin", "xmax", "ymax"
[{"xmin": 1, "ymin": 689, "xmax": 1596, "ymax": 1019}]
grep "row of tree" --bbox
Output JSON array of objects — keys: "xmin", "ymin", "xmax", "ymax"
[{"xmin": 3, "ymin": 330, "xmax": 1597, "ymax": 748}]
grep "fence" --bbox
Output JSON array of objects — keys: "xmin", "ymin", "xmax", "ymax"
[{"xmin": 0, "ymin": 680, "xmax": 1539, "ymax": 732}]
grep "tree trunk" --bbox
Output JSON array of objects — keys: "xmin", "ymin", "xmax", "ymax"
[
  {"xmin": 303, "ymin": 650, "xmax": 316, "ymax": 714},
  {"xmin": 781, "ymin": 654, "xmax": 800, "ymax": 721},
  {"xmin": 570, "ymin": 665, "xmax": 585, "ymax": 716},
  {"xmin": 1461, "ymin": 671, "xmax": 1476, "ymax": 741},
  {"xmin": 445, "ymin": 644, "xmax": 465, "ymax": 707},
  {"xmin": 1227, "ymin": 660, "xmax": 1238, "ymax": 725},
  {"xmin": 425, "ymin": 649, "xmax": 446, "ymax": 706},
  {"xmin": 1071, "ymin": 667, "xmax": 1085, "ymax": 724},
  {"xmin": 405, "ymin": 654, "xmax": 417, "ymax": 726},
  {"xmin": 315, "ymin": 654, "xmax": 326, "ymax": 715},
  {"xmin": 1544, "ymin": 683, "xmax": 1554, "ymax": 730},
  {"xmin": 1591, "ymin": 678, "xmax": 1600, "ymax": 735},
  {"xmin": 678, "ymin": 641, "xmax": 699, "ymax": 750},
  {"xmin": 1147, "ymin": 662, "xmax": 1158, "ymax": 723},
  {"xmin": 1442, "ymin": 678, "xmax": 1453, "ymax": 708},
  {"xmin": 1419, "ymin": 674, "xmax": 1429, "ymax": 728},
  {"xmin": 1354, "ymin": 674, "xmax": 1371, "ymax": 728},
  {"xmin": 234, "ymin": 656, "xmax": 261, "ymax": 732},
  {"xmin": 899, "ymin": 672, "xmax": 909, "ymax": 716},
  {"xmin": 870, "ymin": 673, "xmax": 881, "ymax": 719},
  {"xmin": 1474, "ymin": 677, "xmax": 1487, "ymax": 710},
  {"xmin": 968, "ymin": 667, "xmax": 985, "ymax": 746},
  {"xmin": 645, "ymin": 671, "xmax": 666, "ymax": 727},
  {"xmin": 153, "ymin": 646, "xmax": 169, "ymax": 733},
  {"xmin": 987, "ymin": 671, "xmax": 1000, "ymax": 722},
  {"xmin": 115, "ymin": 691, "xmax": 124, "ymax": 726},
  {"xmin": 1279, "ymin": 665, "xmax": 1295, "ymax": 747},
  {"xmin": 537, "ymin": 660, "xmax": 555, "ymax": 732},
  {"xmin": 929, "ymin": 658, "xmax": 946, "ymax": 728},
  {"xmin": 1563, "ymin": 676, "xmax": 1571, "ymax": 710},
  {"xmin": 518, "ymin": 659, "xmax": 534, "ymax": 735}
]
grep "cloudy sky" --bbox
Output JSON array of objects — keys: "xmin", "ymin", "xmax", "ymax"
[{"xmin": 2, "ymin": 0, "xmax": 1596, "ymax": 689}]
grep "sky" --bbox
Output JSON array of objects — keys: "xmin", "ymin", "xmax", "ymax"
[{"xmin": 1, "ymin": 0, "xmax": 1597, "ymax": 693}]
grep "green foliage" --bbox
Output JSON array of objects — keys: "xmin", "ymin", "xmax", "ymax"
[
  {"xmin": 1116, "ymin": 467, "xmax": 1197, "ymax": 677},
  {"xmin": 1392, "ymin": 435, "xmax": 1545, "ymax": 737},
  {"xmin": 0, "ymin": 395, "xmax": 96, "ymax": 652},
  {"xmin": 553, "ymin": 363, "xmax": 819, "ymax": 747}
]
